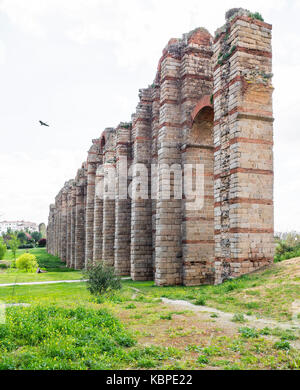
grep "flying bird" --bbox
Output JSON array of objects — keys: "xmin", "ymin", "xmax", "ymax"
[{"xmin": 39, "ymin": 120, "xmax": 50, "ymax": 127}]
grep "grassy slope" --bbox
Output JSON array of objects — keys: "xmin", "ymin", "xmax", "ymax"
[
  {"xmin": 0, "ymin": 248, "xmax": 82, "ymax": 283},
  {"xmin": 0, "ymin": 251, "xmax": 299, "ymax": 370},
  {"xmin": 123, "ymin": 258, "xmax": 300, "ymax": 322}
]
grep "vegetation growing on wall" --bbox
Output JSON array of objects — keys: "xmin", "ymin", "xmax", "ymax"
[{"xmin": 248, "ymin": 12, "xmax": 264, "ymax": 22}]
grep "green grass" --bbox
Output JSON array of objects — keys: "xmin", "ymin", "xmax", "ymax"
[
  {"xmin": 0, "ymin": 249, "xmax": 82, "ymax": 284},
  {"xmin": 0, "ymin": 305, "xmax": 181, "ymax": 370},
  {"xmin": 0, "ymin": 282, "xmax": 89, "ymax": 304},
  {"xmin": 0, "ymin": 279, "xmax": 299, "ymax": 370},
  {"xmin": 0, "ymin": 252, "xmax": 299, "ymax": 370},
  {"xmin": 121, "ymin": 260, "xmax": 300, "ymax": 321}
]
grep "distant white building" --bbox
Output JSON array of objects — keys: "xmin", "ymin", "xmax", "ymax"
[{"xmin": 0, "ymin": 221, "xmax": 38, "ymax": 234}]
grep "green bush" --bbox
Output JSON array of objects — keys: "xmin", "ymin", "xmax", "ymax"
[
  {"xmin": 38, "ymin": 239, "xmax": 47, "ymax": 248},
  {"xmin": 274, "ymin": 246, "xmax": 300, "ymax": 263},
  {"xmin": 274, "ymin": 239, "xmax": 300, "ymax": 263},
  {"xmin": 15, "ymin": 253, "xmax": 38, "ymax": 272},
  {"xmin": 84, "ymin": 262, "xmax": 122, "ymax": 297},
  {"xmin": 0, "ymin": 239, "xmax": 7, "ymax": 260},
  {"xmin": 18, "ymin": 244, "xmax": 35, "ymax": 249}
]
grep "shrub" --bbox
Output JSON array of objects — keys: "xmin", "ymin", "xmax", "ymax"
[
  {"xmin": 84, "ymin": 262, "xmax": 122, "ymax": 297},
  {"xmin": 0, "ymin": 238, "xmax": 7, "ymax": 260},
  {"xmin": 16, "ymin": 253, "xmax": 38, "ymax": 272},
  {"xmin": 18, "ymin": 244, "xmax": 35, "ymax": 249},
  {"xmin": 38, "ymin": 238, "xmax": 47, "ymax": 248}
]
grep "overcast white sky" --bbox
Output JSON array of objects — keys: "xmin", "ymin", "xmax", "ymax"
[{"xmin": 0, "ymin": 0, "xmax": 299, "ymax": 232}]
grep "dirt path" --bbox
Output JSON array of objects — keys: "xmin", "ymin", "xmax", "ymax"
[
  {"xmin": 161, "ymin": 298, "xmax": 300, "ymax": 349},
  {"xmin": 0, "ymin": 277, "xmax": 131, "ymax": 288},
  {"xmin": 0, "ymin": 280, "xmax": 88, "ymax": 287},
  {"xmin": 129, "ymin": 285, "xmax": 300, "ymax": 349},
  {"xmin": 161, "ymin": 298, "xmax": 300, "ymax": 330}
]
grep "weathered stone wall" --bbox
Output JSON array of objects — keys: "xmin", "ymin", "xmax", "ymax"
[
  {"xmin": 114, "ymin": 123, "xmax": 132, "ymax": 276},
  {"xmin": 213, "ymin": 9, "xmax": 274, "ymax": 283},
  {"xmin": 85, "ymin": 140, "xmax": 101, "ymax": 266},
  {"xmin": 102, "ymin": 129, "xmax": 116, "ymax": 268},
  {"xmin": 46, "ymin": 8, "xmax": 274, "ymax": 287},
  {"xmin": 75, "ymin": 165, "xmax": 87, "ymax": 270}
]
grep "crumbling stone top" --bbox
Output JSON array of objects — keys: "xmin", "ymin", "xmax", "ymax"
[
  {"xmin": 215, "ymin": 8, "xmax": 267, "ymax": 38},
  {"xmin": 225, "ymin": 7, "xmax": 250, "ymax": 21}
]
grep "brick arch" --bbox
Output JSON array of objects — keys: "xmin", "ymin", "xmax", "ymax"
[
  {"xmin": 191, "ymin": 95, "xmax": 213, "ymax": 122},
  {"xmin": 183, "ymin": 96, "xmax": 215, "ymax": 286}
]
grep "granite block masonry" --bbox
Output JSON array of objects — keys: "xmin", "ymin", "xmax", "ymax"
[{"xmin": 47, "ymin": 9, "xmax": 274, "ymax": 286}]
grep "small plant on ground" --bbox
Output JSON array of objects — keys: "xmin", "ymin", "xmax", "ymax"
[
  {"xmin": 160, "ymin": 313, "xmax": 172, "ymax": 320},
  {"xmin": 239, "ymin": 327, "xmax": 259, "ymax": 339},
  {"xmin": 125, "ymin": 303, "xmax": 136, "ymax": 310},
  {"xmin": 202, "ymin": 346, "xmax": 221, "ymax": 356},
  {"xmin": 194, "ymin": 297, "xmax": 206, "ymax": 306},
  {"xmin": 197, "ymin": 355, "xmax": 209, "ymax": 364},
  {"xmin": 232, "ymin": 313, "xmax": 247, "ymax": 323},
  {"xmin": 136, "ymin": 358, "xmax": 157, "ymax": 368},
  {"xmin": 84, "ymin": 262, "xmax": 122, "ymax": 297},
  {"xmin": 16, "ymin": 253, "xmax": 38, "ymax": 272},
  {"xmin": 274, "ymin": 340, "xmax": 291, "ymax": 351},
  {"xmin": 259, "ymin": 327, "xmax": 272, "ymax": 335}
]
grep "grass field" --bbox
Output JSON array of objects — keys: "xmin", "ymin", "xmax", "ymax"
[
  {"xmin": 0, "ymin": 248, "xmax": 82, "ymax": 284},
  {"xmin": 0, "ymin": 249, "xmax": 299, "ymax": 370}
]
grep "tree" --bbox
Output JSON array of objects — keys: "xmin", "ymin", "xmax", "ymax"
[
  {"xmin": 17, "ymin": 231, "xmax": 27, "ymax": 244},
  {"xmin": 9, "ymin": 234, "xmax": 20, "ymax": 260},
  {"xmin": 0, "ymin": 237, "xmax": 7, "ymax": 260},
  {"xmin": 31, "ymin": 231, "xmax": 42, "ymax": 243}
]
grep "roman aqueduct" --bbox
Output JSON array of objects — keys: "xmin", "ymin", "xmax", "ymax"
[{"xmin": 47, "ymin": 8, "xmax": 274, "ymax": 286}]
